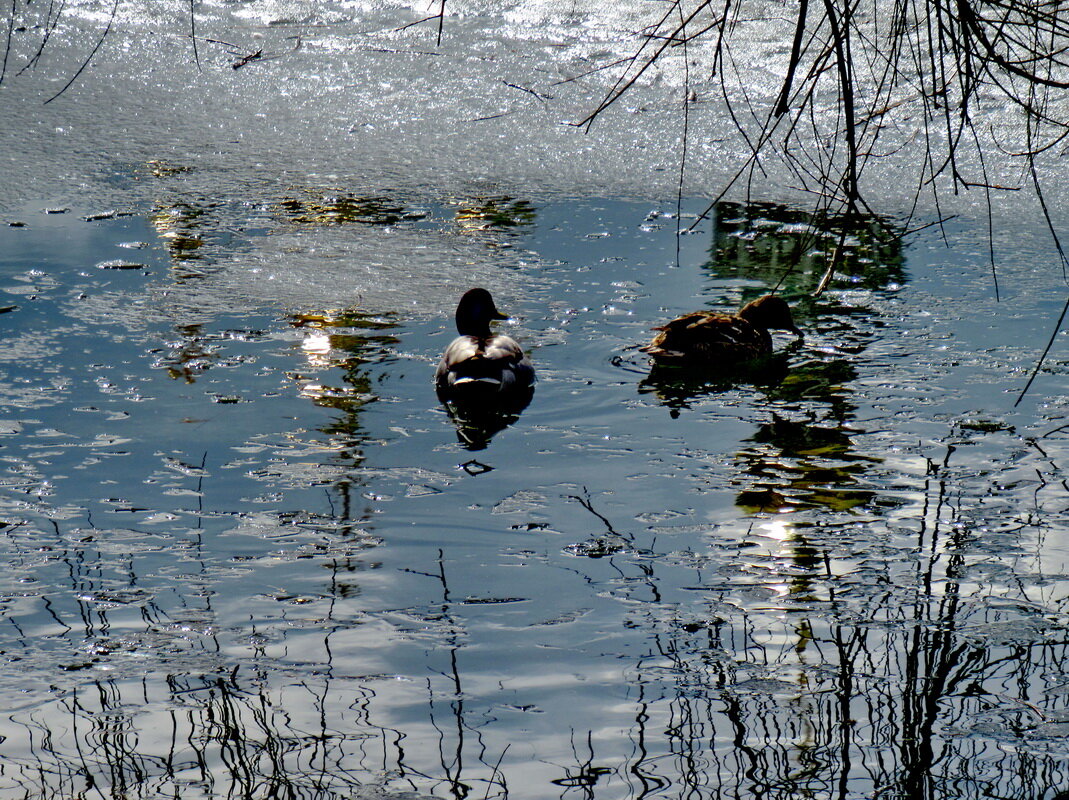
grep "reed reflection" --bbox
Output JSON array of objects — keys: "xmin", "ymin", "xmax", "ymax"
[
  {"xmin": 451, "ymin": 196, "xmax": 536, "ymax": 235},
  {"xmin": 150, "ymin": 199, "xmax": 211, "ymax": 263},
  {"xmin": 277, "ymin": 190, "xmax": 417, "ymax": 226},
  {"xmin": 2, "ymin": 462, "xmax": 1069, "ymax": 800},
  {"xmin": 148, "ymin": 196, "xmax": 236, "ymax": 284},
  {"xmin": 615, "ymin": 499, "xmax": 1069, "ymax": 800},
  {"xmin": 155, "ymin": 323, "xmax": 266, "ymax": 384},
  {"xmin": 287, "ymin": 307, "xmax": 400, "ymax": 530}
]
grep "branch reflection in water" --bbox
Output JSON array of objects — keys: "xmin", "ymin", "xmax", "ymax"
[
  {"xmin": 0, "ymin": 199, "xmax": 1067, "ymax": 800},
  {"xmin": 8, "ymin": 511, "xmax": 1069, "ymax": 800}
]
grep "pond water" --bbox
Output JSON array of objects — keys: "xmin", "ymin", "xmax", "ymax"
[
  {"xmin": 3, "ymin": 1, "xmax": 1069, "ymax": 799},
  {"xmin": 1, "ymin": 193, "xmax": 1068, "ymax": 800}
]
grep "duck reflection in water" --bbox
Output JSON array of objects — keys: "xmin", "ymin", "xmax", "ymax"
[
  {"xmin": 435, "ymin": 288, "xmax": 535, "ymax": 449},
  {"xmin": 639, "ymin": 294, "xmax": 803, "ymax": 414},
  {"xmin": 640, "ymin": 354, "xmax": 792, "ymax": 416}
]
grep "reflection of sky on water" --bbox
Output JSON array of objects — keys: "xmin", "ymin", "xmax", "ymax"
[
  {"xmin": 2, "ymin": 0, "xmax": 1069, "ymax": 792},
  {"xmin": 0, "ymin": 195, "xmax": 1067, "ymax": 797}
]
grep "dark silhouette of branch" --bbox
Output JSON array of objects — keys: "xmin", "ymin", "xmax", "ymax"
[
  {"xmin": 393, "ymin": 0, "xmax": 446, "ymax": 45},
  {"xmin": 0, "ymin": 0, "xmax": 15, "ymax": 88},
  {"xmin": 576, "ymin": 0, "xmax": 719, "ymax": 129},
  {"xmin": 956, "ymin": 0, "xmax": 1069, "ymax": 89},
  {"xmin": 43, "ymin": 0, "xmax": 119, "ymax": 104},
  {"xmin": 775, "ymin": 0, "xmax": 810, "ymax": 116},
  {"xmin": 190, "ymin": 0, "xmax": 200, "ymax": 69},
  {"xmin": 675, "ymin": 1, "xmax": 691, "ymax": 265},
  {"xmin": 17, "ymin": 0, "xmax": 67, "ymax": 77},
  {"xmin": 1016, "ymin": 294, "xmax": 1069, "ymax": 407}
]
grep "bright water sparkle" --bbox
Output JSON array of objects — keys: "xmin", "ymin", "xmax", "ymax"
[
  {"xmin": 0, "ymin": 197, "xmax": 1067, "ymax": 800},
  {"xmin": 1, "ymin": 1, "xmax": 1069, "ymax": 797}
]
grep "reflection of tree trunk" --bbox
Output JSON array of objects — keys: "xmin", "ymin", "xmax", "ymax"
[
  {"xmin": 832, "ymin": 625, "xmax": 859, "ymax": 800},
  {"xmin": 897, "ymin": 467, "xmax": 985, "ymax": 800},
  {"xmin": 900, "ymin": 579, "xmax": 987, "ymax": 797},
  {"xmin": 723, "ymin": 691, "xmax": 766, "ymax": 793},
  {"xmin": 425, "ymin": 549, "xmax": 473, "ymax": 800},
  {"xmin": 627, "ymin": 682, "xmax": 673, "ymax": 797}
]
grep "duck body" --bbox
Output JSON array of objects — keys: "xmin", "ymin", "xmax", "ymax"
[
  {"xmin": 435, "ymin": 288, "xmax": 535, "ymax": 408},
  {"xmin": 435, "ymin": 334, "xmax": 535, "ymax": 402},
  {"xmin": 641, "ymin": 294, "xmax": 802, "ymax": 365}
]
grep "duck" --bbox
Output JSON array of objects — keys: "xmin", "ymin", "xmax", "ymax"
[
  {"xmin": 435, "ymin": 288, "xmax": 535, "ymax": 407},
  {"xmin": 641, "ymin": 294, "xmax": 803, "ymax": 365}
]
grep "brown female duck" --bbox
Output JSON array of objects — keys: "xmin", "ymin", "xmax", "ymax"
[
  {"xmin": 435, "ymin": 288, "xmax": 535, "ymax": 406},
  {"xmin": 641, "ymin": 294, "xmax": 803, "ymax": 364}
]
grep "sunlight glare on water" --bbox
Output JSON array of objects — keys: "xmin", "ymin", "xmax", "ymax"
[
  {"xmin": 0, "ymin": 0, "xmax": 1069, "ymax": 798},
  {"xmin": 1, "ymin": 196, "xmax": 1066, "ymax": 799}
]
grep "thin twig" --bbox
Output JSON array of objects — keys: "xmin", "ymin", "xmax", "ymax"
[
  {"xmin": 17, "ymin": 0, "xmax": 67, "ymax": 77},
  {"xmin": 502, "ymin": 80, "xmax": 553, "ymax": 102},
  {"xmin": 393, "ymin": 0, "xmax": 445, "ymax": 44},
  {"xmin": 0, "ymin": 0, "xmax": 15, "ymax": 88},
  {"xmin": 43, "ymin": 0, "xmax": 120, "ymax": 104},
  {"xmin": 675, "ymin": 1, "xmax": 691, "ymax": 266},
  {"xmin": 1015, "ymin": 293, "xmax": 1069, "ymax": 407},
  {"xmin": 189, "ymin": 0, "xmax": 199, "ymax": 69},
  {"xmin": 550, "ymin": 56, "xmax": 633, "ymax": 87}
]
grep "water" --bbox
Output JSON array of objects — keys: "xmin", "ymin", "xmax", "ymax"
[
  {"xmin": 3, "ymin": 1, "xmax": 1069, "ymax": 798},
  {"xmin": 1, "ymin": 195, "xmax": 1067, "ymax": 799}
]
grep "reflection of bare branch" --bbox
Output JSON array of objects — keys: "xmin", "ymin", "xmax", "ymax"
[{"xmin": 567, "ymin": 487, "xmax": 622, "ymax": 537}]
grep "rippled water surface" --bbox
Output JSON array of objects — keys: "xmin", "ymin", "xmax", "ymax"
[
  {"xmin": 2, "ymin": 1, "xmax": 1069, "ymax": 798},
  {"xmin": 2, "ymin": 195, "xmax": 1068, "ymax": 800}
]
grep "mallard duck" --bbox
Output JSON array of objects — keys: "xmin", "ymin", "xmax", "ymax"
[
  {"xmin": 435, "ymin": 288, "xmax": 535, "ymax": 406},
  {"xmin": 641, "ymin": 294, "xmax": 803, "ymax": 364}
]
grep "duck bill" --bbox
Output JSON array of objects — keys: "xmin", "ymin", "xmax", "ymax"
[{"xmin": 494, "ymin": 311, "xmax": 509, "ymax": 320}]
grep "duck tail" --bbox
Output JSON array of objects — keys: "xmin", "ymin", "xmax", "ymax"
[
  {"xmin": 640, "ymin": 344, "xmax": 684, "ymax": 359},
  {"xmin": 452, "ymin": 375, "xmax": 503, "ymax": 388}
]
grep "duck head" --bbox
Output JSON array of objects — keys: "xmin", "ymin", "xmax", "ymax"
[
  {"xmin": 455, "ymin": 287, "xmax": 509, "ymax": 337},
  {"xmin": 738, "ymin": 295, "xmax": 804, "ymax": 339}
]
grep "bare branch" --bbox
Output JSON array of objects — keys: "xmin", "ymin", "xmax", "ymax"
[{"xmin": 43, "ymin": 0, "xmax": 119, "ymax": 105}]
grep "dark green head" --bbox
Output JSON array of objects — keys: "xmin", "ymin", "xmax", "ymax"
[
  {"xmin": 738, "ymin": 294, "xmax": 803, "ymax": 338},
  {"xmin": 455, "ymin": 287, "xmax": 509, "ymax": 337}
]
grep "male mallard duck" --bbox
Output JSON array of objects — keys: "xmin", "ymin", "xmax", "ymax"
[
  {"xmin": 435, "ymin": 288, "xmax": 535, "ymax": 406},
  {"xmin": 641, "ymin": 294, "xmax": 803, "ymax": 364}
]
